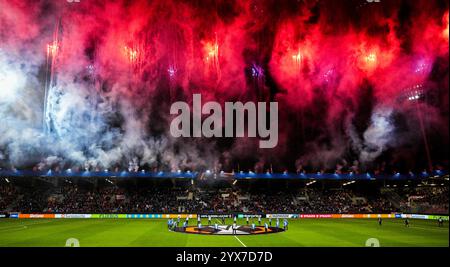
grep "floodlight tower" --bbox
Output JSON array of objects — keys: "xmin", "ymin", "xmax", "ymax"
[{"xmin": 404, "ymin": 84, "xmax": 433, "ymax": 172}]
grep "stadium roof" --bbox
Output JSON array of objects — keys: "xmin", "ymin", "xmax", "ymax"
[{"xmin": 0, "ymin": 169, "xmax": 447, "ymax": 180}]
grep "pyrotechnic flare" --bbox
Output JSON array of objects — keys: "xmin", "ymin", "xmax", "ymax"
[
  {"xmin": 443, "ymin": 12, "xmax": 449, "ymax": 41},
  {"xmin": 123, "ymin": 41, "xmax": 147, "ymax": 75},
  {"xmin": 168, "ymin": 65, "xmax": 177, "ymax": 78},
  {"xmin": 292, "ymin": 49, "xmax": 303, "ymax": 70},
  {"xmin": 365, "ymin": 53, "xmax": 377, "ymax": 64},
  {"xmin": 123, "ymin": 46, "xmax": 139, "ymax": 63},
  {"xmin": 251, "ymin": 64, "xmax": 264, "ymax": 78},
  {"xmin": 357, "ymin": 49, "xmax": 379, "ymax": 74},
  {"xmin": 47, "ymin": 42, "xmax": 58, "ymax": 58},
  {"xmin": 251, "ymin": 63, "xmax": 266, "ymax": 100},
  {"xmin": 323, "ymin": 68, "xmax": 335, "ymax": 84},
  {"xmin": 167, "ymin": 64, "xmax": 178, "ymax": 101},
  {"xmin": 43, "ymin": 20, "xmax": 62, "ymax": 134},
  {"xmin": 203, "ymin": 33, "xmax": 221, "ymax": 80},
  {"xmin": 0, "ymin": 0, "xmax": 447, "ymax": 172}
]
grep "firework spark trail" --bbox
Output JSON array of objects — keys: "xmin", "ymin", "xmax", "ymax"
[{"xmin": 43, "ymin": 20, "xmax": 62, "ymax": 135}]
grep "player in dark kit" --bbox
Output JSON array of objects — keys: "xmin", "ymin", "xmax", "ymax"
[
  {"xmin": 438, "ymin": 217, "xmax": 444, "ymax": 227},
  {"xmin": 405, "ymin": 218, "xmax": 410, "ymax": 227},
  {"xmin": 378, "ymin": 218, "xmax": 382, "ymax": 226}
]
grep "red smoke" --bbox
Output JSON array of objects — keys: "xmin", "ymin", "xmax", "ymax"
[{"xmin": 0, "ymin": 0, "xmax": 448, "ymax": 171}]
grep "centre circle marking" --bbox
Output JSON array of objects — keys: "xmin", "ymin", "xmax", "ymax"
[{"xmin": 172, "ymin": 225, "xmax": 285, "ymax": 235}]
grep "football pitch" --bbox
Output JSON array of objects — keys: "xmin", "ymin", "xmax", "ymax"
[{"xmin": 0, "ymin": 218, "xmax": 447, "ymax": 247}]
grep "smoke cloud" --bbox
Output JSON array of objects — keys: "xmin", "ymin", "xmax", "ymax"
[{"xmin": 0, "ymin": 0, "xmax": 448, "ymax": 172}]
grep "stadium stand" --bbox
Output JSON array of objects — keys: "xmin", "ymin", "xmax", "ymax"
[{"xmin": 1, "ymin": 177, "xmax": 447, "ymax": 215}]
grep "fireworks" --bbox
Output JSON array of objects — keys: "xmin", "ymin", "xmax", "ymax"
[
  {"xmin": 47, "ymin": 41, "xmax": 59, "ymax": 58},
  {"xmin": 443, "ymin": 12, "xmax": 449, "ymax": 40},
  {"xmin": 322, "ymin": 68, "xmax": 335, "ymax": 83},
  {"xmin": 43, "ymin": 21, "xmax": 62, "ymax": 134},
  {"xmin": 167, "ymin": 65, "xmax": 177, "ymax": 78},
  {"xmin": 123, "ymin": 46, "xmax": 138, "ymax": 63},
  {"xmin": 251, "ymin": 64, "xmax": 264, "ymax": 78},
  {"xmin": 204, "ymin": 41, "xmax": 219, "ymax": 64},
  {"xmin": 364, "ymin": 53, "xmax": 377, "ymax": 64},
  {"xmin": 292, "ymin": 50, "xmax": 303, "ymax": 69},
  {"xmin": 123, "ymin": 42, "xmax": 146, "ymax": 74},
  {"xmin": 203, "ymin": 34, "xmax": 220, "ymax": 79},
  {"xmin": 357, "ymin": 49, "xmax": 379, "ymax": 73}
]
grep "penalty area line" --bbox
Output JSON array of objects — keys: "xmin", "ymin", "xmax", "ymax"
[{"xmin": 234, "ymin": 235, "xmax": 247, "ymax": 247}]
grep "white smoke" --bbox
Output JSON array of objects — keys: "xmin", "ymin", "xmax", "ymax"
[{"xmin": 359, "ymin": 107, "xmax": 394, "ymax": 163}]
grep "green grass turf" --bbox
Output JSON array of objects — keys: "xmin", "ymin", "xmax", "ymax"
[{"xmin": 0, "ymin": 218, "xmax": 447, "ymax": 247}]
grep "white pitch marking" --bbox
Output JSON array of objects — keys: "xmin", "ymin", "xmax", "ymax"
[{"xmin": 234, "ymin": 235, "xmax": 247, "ymax": 247}]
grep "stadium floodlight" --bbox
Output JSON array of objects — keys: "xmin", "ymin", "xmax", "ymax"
[{"xmin": 343, "ymin": 181, "xmax": 356, "ymax": 186}]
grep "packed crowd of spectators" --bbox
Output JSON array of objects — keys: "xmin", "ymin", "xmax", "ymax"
[
  {"xmin": 398, "ymin": 186, "xmax": 449, "ymax": 214},
  {"xmin": 0, "ymin": 184, "xmax": 17, "ymax": 211},
  {"xmin": 0, "ymin": 181, "xmax": 447, "ymax": 214}
]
